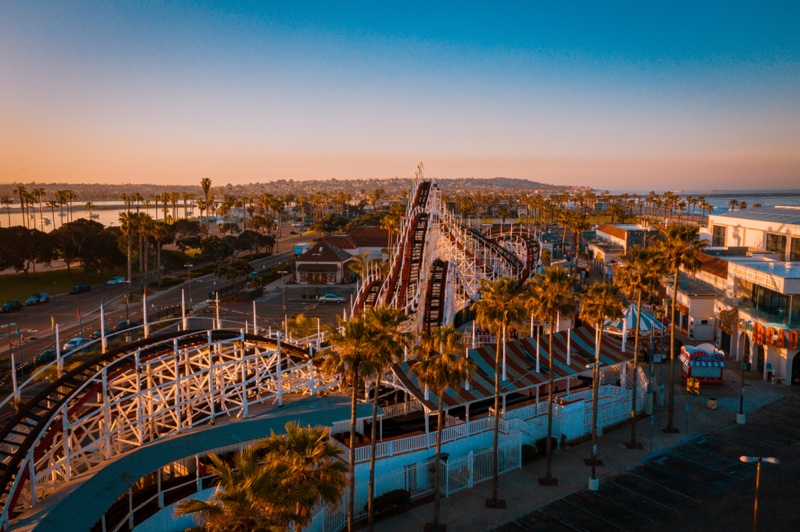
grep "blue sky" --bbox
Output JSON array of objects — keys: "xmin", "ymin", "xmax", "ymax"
[{"xmin": 1, "ymin": 1, "xmax": 799, "ymax": 190}]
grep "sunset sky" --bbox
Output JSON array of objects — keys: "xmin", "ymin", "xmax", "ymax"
[{"xmin": 2, "ymin": 1, "xmax": 799, "ymax": 191}]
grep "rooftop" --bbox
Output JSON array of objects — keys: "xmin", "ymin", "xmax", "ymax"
[{"xmin": 711, "ymin": 206, "xmax": 800, "ymax": 226}]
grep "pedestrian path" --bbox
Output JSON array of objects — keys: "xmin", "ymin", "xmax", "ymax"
[{"xmin": 375, "ymin": 364, "xmax": 797, "ymax": 532}]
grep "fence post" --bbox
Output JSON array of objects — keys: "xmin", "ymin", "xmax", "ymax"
[{"xmin": 468, "ymin": 451, "xmax": 474, "ymax": 488}]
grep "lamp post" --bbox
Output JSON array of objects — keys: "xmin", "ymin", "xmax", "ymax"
[
  {"xmin": 740, "ymin": 455, "xmax": 780, "ymax": 532},
  {"xmin": 184, "ymin": 263, "xmax": 193, "ymax": 304},
  {"xmin": 278, "ymin": 270, "xmax": 288, "ymax": 337},
  {"xmin": 586, "ymin": 360, "xmax": 603, "ymax": 491},
  {"xmin": 738, "ymin": 356, "xmax": 748, "ymax": 425}
]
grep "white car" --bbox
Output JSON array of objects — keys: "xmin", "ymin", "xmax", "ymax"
[
  {"xmin": 107, "ymin": 276, "xmax": 127, "ymax": 285},
  {"xmin": 63, "ymin": 338, "xmax": 91, "ymax": 352},
  {"xmin": 318, "ymin": 294, "xmax": 346, "ymax": 303}
]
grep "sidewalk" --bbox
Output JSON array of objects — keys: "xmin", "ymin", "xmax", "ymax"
[{"xmin": 375, "ymin": 360, "xmax": 795, "ymax": 532}]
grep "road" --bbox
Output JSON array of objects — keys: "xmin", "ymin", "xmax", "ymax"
[{"xmin": 0, "ymin": 222, "xmax": 318, "ymax": 365}]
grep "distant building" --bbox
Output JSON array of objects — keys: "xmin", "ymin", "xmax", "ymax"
[{"xmin": 295, "ymin": 227, "xmax": 389, "ymax": 284}]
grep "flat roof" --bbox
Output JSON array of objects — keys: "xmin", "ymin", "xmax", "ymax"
[
  {"xmin": 711, "ymin": 206, "xmax": 800, "ymax": 226},
  {"xmin": 730, "ymin": 260, "xmax": 800, "ymax": 279}
]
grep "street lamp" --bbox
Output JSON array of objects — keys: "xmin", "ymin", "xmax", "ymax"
[
  {"xmin": 740, "ymin": 455, "xmax": 780, "ymax": 532},
  {"xmin": 278, "ymin": 270, "xmax": 288, "ymax": 337},
  {"xmin": 738, "ymin": 357, "xmax": 748, "ymax": 425},
  {"xmin": 184, "ymin": 263, "xmax": 193, "ymax": 304},
  {"xmin": 586, "ymin": 360, "xmax": 604, "ymax": 491}
]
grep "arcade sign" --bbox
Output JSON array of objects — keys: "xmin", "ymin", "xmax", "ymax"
[{"xmin": 744, "ymin": 321, "xmax": 800, "ymax": 350}]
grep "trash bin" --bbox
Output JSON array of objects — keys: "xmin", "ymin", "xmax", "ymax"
[
  {"xmin": 707, "ymin": 398, "xmax": 717, "ymax": 410},
  {"xmin": 644, "ymin": 391, "xmax": 654, "ymax": 415}
]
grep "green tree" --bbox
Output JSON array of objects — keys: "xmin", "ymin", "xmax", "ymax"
[
  {"xmin": 579, "ymin": 282, "xmax": 624, "ymax": 486},
  {"xmin": 411, "ymin": 326, "xmax": 475, "ymax": 530},
  {"xmin": 215, "ymin": 258, "xmax": 254, "ymax": 287},
  {"xmin": 526, "ymin": 267, "xmax": 577, "ymax": 484},
  {"xmin": 201, "ymin": 177, "xmax": 213, "ymax": 235},
  {"xmin": 176, "ymin": 447, "xmax": 304, "ymax": 531},
  {"xmin": 654, "ymin": 224, "xmax": 707, "ymax": 433},
  {"xmin": 286, "ymin": 313, "xmax": 319, "ymax": 340},
  {"xmin": 1, "ymin": 196, "xmax": 13, "ymax": 227},
  {"xmin": 0, "ymin": 226, "xmax": 55, "ymax": 275},
  {"xmin": 614, "ymin": 247, "xmax": 663, "ymax": 447},
  {"xmin": 472, "ymin": 277, "xmax": 526, "ymax": 506},
  {"xmin": 257, "ymin": 422, "xmax": 349, "ymax": 531}
]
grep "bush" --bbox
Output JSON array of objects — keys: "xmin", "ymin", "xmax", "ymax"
[
  {"xmin": 535, "ymin": 436, "xmax": 558, "ymax": 455},
  {"xmin": 367, "ymin": 489, "xmax": 411, "ymax": 515},
  {"xmin": 521, "ymin": 444, "xmax": 538, "ymax": 465}
]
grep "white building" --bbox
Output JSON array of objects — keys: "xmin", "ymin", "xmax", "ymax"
[{"xmin": 706, "ymin": 207, "xmax": 800, "ymax": 385}]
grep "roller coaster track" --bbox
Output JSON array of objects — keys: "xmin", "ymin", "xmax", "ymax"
[
  {"xmin": 0, "ymin": 329, "xmax": 317, "ymax": 529},
  {"xmin": 422, "ymin": 259, "xmax": 448, "ymax": 332}
]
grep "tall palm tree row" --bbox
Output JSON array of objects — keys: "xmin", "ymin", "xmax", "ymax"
[
  {"xmin": 613, "ymin": 247, "xmax": 663, "ymax": 448},
  {"xmin": 411, "ymin": 325, "xmax": 475, "ymax": 531},
  {"xmin": 361, "ymin": 306, "xmax": 409, "ymax": 532},
  {"xmin": 579, "ymin": 282, "xmax": 624, "ymax": 487},
  {"xmin": 655, "ymin": 224, "xmax": 707, "ymax": 433},
  {"xmin": 319, "ymin": 316, "xmax": 374, "ymax": 532},
  {"xmin": 472, "ymin": 277, "xmax": 527, "ymax": 508},
  {"xmin": 526, "ymin": 267, "xmax": 577, "ymax": 485}
]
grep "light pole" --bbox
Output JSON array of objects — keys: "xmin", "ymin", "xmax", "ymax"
[
  {"xmin": 738, "ymin": 358, "xmax": 748, "ymax": 424},
  {"xmin": 586, "ymin": 360, "xmax": 603, "ymax": 490},
  {"xmin": 740, "ymin": 455, "xmax": 779, "ymax": 532},
  {"xmin": 184, "ymin": 263, "xmax": 193, "ymax": 304},
  {"xmin": 278, "ymin": 270, "xmax": 288, "ymax": 337}
]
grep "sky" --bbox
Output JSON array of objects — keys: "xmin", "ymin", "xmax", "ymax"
[{"xmin": 1, "ymin": 1, "xmax": 799, "ymax": 191}]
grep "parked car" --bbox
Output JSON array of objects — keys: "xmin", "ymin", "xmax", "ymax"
[
  {"xmin": 113, "ymin": 320, "xmax": 139, "ymax": 332},
  {"xmin": 1, "ymin": 300, "xmax": 23, "ymax": 313},
  {"xmin": 107, "ymin": 276, "xmax": 127, "ymax": 285},
  {"xmin": 289, "ymin": 230, "xmax": 299, "ymax": 235},
  {"xmin": 63, "ymin": 338, "xmax": 91, "ymax": 352},
  {"xmin": 318, "ymin": 294, "xmax": 345, "ymax": 303},
  {"xmin": 91, "ymin": 329, "xmax": 103, "ymax": 339},
  {"xmin": 36, "ymin": 349, "xmax": 57, "ymax": 364},
  {"xmin": 25, "ymin": 292, "xmax": 49, "ymax": 305},
  {"xmin": 69, "ymin": 283, "xmax": 91, "ymax": 294}
]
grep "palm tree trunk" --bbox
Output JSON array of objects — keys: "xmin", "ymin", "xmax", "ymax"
[
  {"xmin": 665, "ymin": 270, "xmax": 679, "ymax": 432},
  {"xmin": 367, "ymin": 375, "xmax": 381, "ymax": 531},
  {"xmin": 433, "ymin": 393, "xmax": 444, "ymax": 527},
  {"xmin": 629, "ymin": 290, "xmax": 643, "ymax": 446},
  {"xmin": 591, "ymin": 325, "xmax": 603, "ymax": 480},
  {"xmin": 348, "ymin": 368, "xmax": 359, "ymax": 532},
  {"xmin": 490, "ymin": 326, "xmax": 503, "ymax": 504},
  {"xmin": 545, "ymin": 328, "xmax": 555, "ymax": 480}
]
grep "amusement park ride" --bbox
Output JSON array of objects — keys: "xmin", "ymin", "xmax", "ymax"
[{"xmin": 0, "ymin": 168, "xmax": 543, "ymax": 530}]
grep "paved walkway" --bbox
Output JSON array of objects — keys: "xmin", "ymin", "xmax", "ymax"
[{"xmin": 375, "ymin": 362, "xmax": 796, "ymax": 532}]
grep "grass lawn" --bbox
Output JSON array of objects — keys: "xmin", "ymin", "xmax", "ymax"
[{"xmin": 0, "ymin": 267, "xmax": 128, "ymax": 302}]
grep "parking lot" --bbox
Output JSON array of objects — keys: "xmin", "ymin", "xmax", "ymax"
[
  {"xmin": 500, "ymin": 397, "xmax": 800, "ymax": 532},
  {"xmin": 212, "ymin": 282, "xmax": 357, "ymax": 333}
]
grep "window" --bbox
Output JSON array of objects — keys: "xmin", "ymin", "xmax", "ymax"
[
  {"xmin": 766, "ymin": 233, "xmax": 787, "ymax": 260},
  {"xmin": 790, "ymin": 237, "xmax": 800, "ymax": 262},
  {"xmin": 712, "ymin": 226, "xmax": 726, "ymax": 247}
]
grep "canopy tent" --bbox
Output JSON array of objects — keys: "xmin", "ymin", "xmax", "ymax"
[
  {"xmin": 604, "ymin": 303, "xmax": 666, "ymax": 353},
  {"xmin": 393, "ymin": 325, "xmax": 633, "ymax": 411}
]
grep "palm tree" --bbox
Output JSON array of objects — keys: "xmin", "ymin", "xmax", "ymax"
[
  {"xmin": 362, "ymin": 306, "xmax": 409, "ymax": 531},
  {"xmin": 175, "ymin": 446, "xmax": 305, "ymax": 531},
  {"xmin": 12, "ymin": 185, "xmax": 27, "ymax": 228},
  {"xmin": 1, "ymin": 196, "xmax": 13, "ymax": 227},
  {"xmin": 84, "ymin": 201, "xmax": 95, "ymax": 220},
  {"xmin": 613, "ymin": 247, "xmax": 662, "ymax": 448},
  {"xmin": 150, "ymin": 220, "xmax": 169, "ymax": 285},
  {"xmin": 526, "ymin": 267, "xmax": 576, "ymax": 484},
  {"xmin": 579, "ymin": 282, "xmax": 624, "ymax": 488},
  {"xmin": 411, "ymin": 326, "xmax": 475, "ymax": 530},
  {"xmin": 472, "ymin": 277, "xmax": 526, "ymax": 507},
  {"xmin": 347, "ymin": 253, "xmax": 379, "ymax": 280},
  {"xmin": 654, "ymin": 224, "xmax": 707, "ymax": 433},
  {"xmin": 728, "ymin": 198, "xmax": 737, "ymax": 212},
  {"xmin": 319, "ymin": 316, "xmax": 373, "ymax": 532},
  {"xmin": 257, "ymin": 422, "xmax": 349, "ymax": 531},
  {"xmin": 201, "ymin": 177, "xmax": 213, "ymax": 235},
  {"xmin": 31, "ymin": 187, "xmax": 46, "ymax": 230},
  {"xmin": 119, "ymin": 212, "xmax": 137, "ymax": 293}
]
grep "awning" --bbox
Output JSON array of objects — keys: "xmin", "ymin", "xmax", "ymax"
[
  {"xmin": 604, "ymin": 304, "xmax": 666, "ymax": 335},
  {"xmin": 297, "ymin": 263, "xmax": 339, "ymax": 273},
  {"xmin": 393, "ymin": 325, "xmax": 633, "ymax": 410}
]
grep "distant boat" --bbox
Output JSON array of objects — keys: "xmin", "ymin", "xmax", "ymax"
[
  {"xmin": 90, "ymin": 213, "xmax": 99, "ymax": 219},
  {"xmin": 41, "ymin": 218, "xmax": 51, "ymax": 226}
]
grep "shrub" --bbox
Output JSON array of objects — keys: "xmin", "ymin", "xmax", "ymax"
[{"xmin": 366, "ymin": 489, "xmax": 411, "ymax": 515}]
